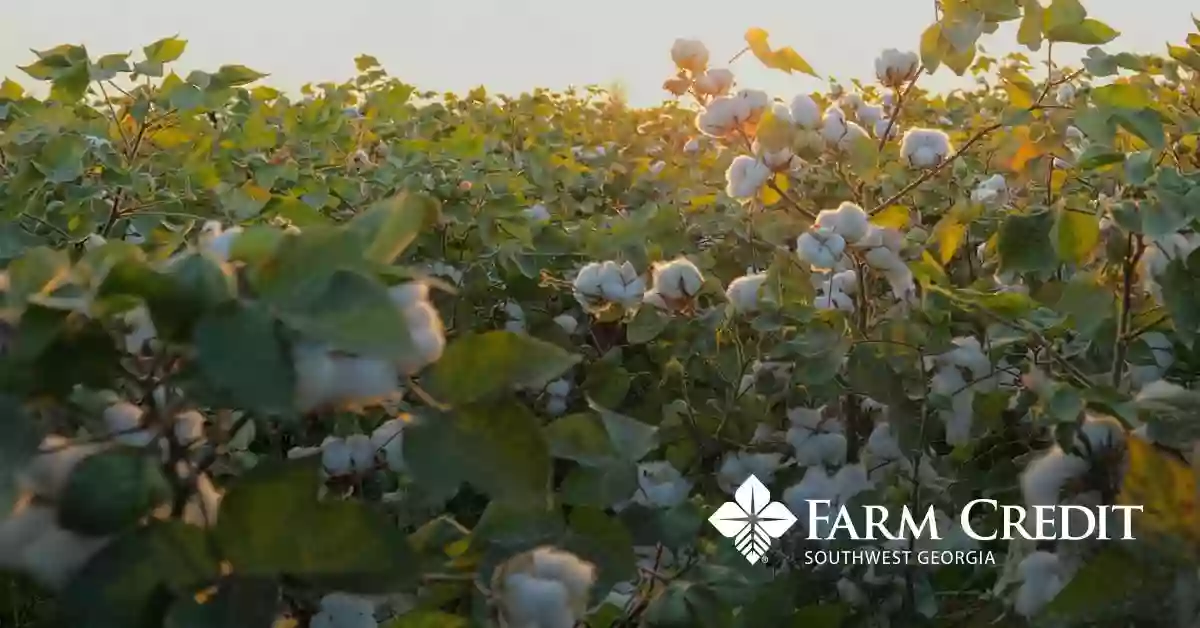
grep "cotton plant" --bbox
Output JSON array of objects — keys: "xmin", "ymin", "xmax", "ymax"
[
  {"xmin": 875, "ymin": 49, "xmax": 920, "ymax": 88},
  {"xmin": 737, "ymin": 360, "xmax": 793, "ymax": 395},
  {"xmin": 724, "ymin": 154, "xmax": 773, "ymax": 200},
  {"xmin": 782, "ymin": 463, "xmax": 874, "ymax": 540},
  {"xmin": 900, "ymin": 128, "xmax": 953, "ymax": 168},
  {"xmin": 796, "ymin": 201, "xmax": 915, "ymax": 305},
  {"xmin": 695, "ymin": 89, "xmax": 771, "ymax": 138},
  {"xmin": 1055, "ymin": 82, "xmax": 1076, "ymax": 105},
  {"xmin": 971, "ymin": 174, "xmax": 1008, "ymax": 206},
  {"xmin": 819, "ymin": 105, "xmax": 870, "ymax": 151},
  {"xmin": 1140, "ymin": 232, "xmax": 1200, "ymax": 302},
  {"xmin": 725, "ymin": 271, "xmax": 768, "ymax": 313},
  {"xmin": 624, "ymin": 461, "xmax": 692, "ymax": 509},
  {"xmin": 572, "ymin": 260, "xmax": 645, "ymax": 317},
  {"xmin": 493, "ymin": 546, "xmax": 597, "ymax": 628},
  {"xmin": 543, "ymin": 378, "xmax": 572, "ymax": 417},
  {"xmin": 925, "ymin": 336, "xmax": 1011, "ymax": 446}
]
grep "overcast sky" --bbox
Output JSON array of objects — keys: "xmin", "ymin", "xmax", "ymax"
[{"xmin": 1, "ymin": 0, "xmax": 1195, "ymax": 106}]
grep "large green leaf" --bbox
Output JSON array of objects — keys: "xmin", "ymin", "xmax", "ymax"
[
  {"xmin": 0, "ymin": 395, "xmax": 43, "ymax": 512},
  {"xmin": 997, "ymin": 210, "xmax": 1058, "ymax": 275},
  {"xmin": 275, "ymin": 269, "xmax": 415, "ymax": 361},
  {"xmin": 58, "ymin": 447, "xmax": 173, "ymax": 536},
  {"xmin": 214, "ymin": 459, "xmax": 418, "ymax": 590},
  {"xmin": 423, "ymin": 331, "xmax": 580, "ymax": 405},
  {"xmin": 345, "ymin": 192, "xmax": 440, "ymax": 264},
  {"xmin": 193, "ymin": 301, "xmax": 296, "ymax": 416}
]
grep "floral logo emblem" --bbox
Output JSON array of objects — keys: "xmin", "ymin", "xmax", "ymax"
[{"xmin": 708, "ymin": 475, "xmax": 797, "ymax": 564}]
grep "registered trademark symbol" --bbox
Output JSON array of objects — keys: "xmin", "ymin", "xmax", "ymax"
[{"xmin": 761, "ymin": 555, "xmax": 769, "ymax": 564}]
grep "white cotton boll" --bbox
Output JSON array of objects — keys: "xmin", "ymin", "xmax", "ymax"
[
  {"xmin": 831, "ymin": 269, "xmax": 858, "ymax": 295},
  {"xmin": 840, "ymin": 92, "xmax": 864, "ymax": 110},
  {"xmin": 402, "ymin": 302, "xmax": 447, "ymax": 372},
  {"xmin": 180, "ymin": 472, "xmax": 223, "ymax": 528},
  {"xmin": 648, "ymin": 160, "xmax": 667, "ymax": 176},
  {"xmin": 725, "ymin": 155, "xmax": 773, "ymax": 199},
  {"xmin": 573, "ymin": 263, "xmax": 605, "ymax": 299},
  {"xmin": 683, "ymin": 137, "xmax": 701, "ymax": 154},
  {"xmin": 726, "ymin": 273, "xmax": 767, "ymax": 313},
  {"xmin": 1053, "ymin": 157, "xmax": 1071, "ymax": 169},
  {"xmin": 294, "ymin": 342, "xmax": 339, "ymax": 413},
  {"xmin": 546, "ymin": 379, "xmax": 572, "ymax": 399},
  {"xmin": 735, "ymin": 89, "xmax": 771, "ymax": 122},
  {"xmin": 1021, "ymin": 448, "xmax": 1089, "ymax": 508},
  {"xmin": 900, "ymin": 128, "xmax": 952, "ymax": 168},
  {"xmin": 972, "ymin": 174, "xmax": 1007, "ymax": 206},
  {"xmin": 287, "ymin": 446, "xmax": 321, "ymax": 459},
  {"xmin": 815, "ymin": 202, "xmax": 870, "ymax": 244},
  {"xmin": 386, "ymin": 282, "xmax": 430, "ymax": 309},
  {"xmin": 504, "ymin": 301, "xmax": 525, "ymax": 321},
  {"xmin": 882, "ymin": 90, "xmax": 896, "ymax": 108},
  {"xmin": 546, "ymin": 397, "xmax": 568, "ymax": 417},
  {"xmin": 716, "ymin": 452, "xmax": 784, "ymax": 493},
  {"xmin": 695, "ymin": 96, "xmax": 744, "ymax": 137},
  {"xmin": 834, "ymin": 463, "xmax": 872, "ymax": 503},
  {"xmin": 864, "ymin": 246, "xmax": 906, "ymax": 273},
  {"xmin": 930, "ymin": 366, "xmax": 974, "ymax": 446},
  {"xmin": 769, "ymin": 102, "xmax": 793, "ymax": 125},
  {"xmin": 792, "ymin": 431, "xmax": 848, "ymax": 466},
  {"xmin": 524, "ymin": 204, "xmax": 551, "ymax": 222},
  {"xmin": 311, "ymin": 592, "xmax": 378, "ymax": 628},
  {"xmin": 866, "ymin": 422, "xmax": 905, "ymax": 462},
  {"xmin": 753, "ymin": 141, "xmax": 795, "ymax": 171},
  {"xmin": 790, "ymin": 94, "xmax": 821, "ymax": 129},
  {"xmin": 370, "ymin": 418, "xmax": 407, "ymax": 472},
  {"xmin": 796, "ymin": 228, "xmax": 847, "ymax": 270},
  {"xmin": 330, "ymin": 354, "xmax": 402, "ymax": 405},
  {"xmin": 499, "ymin": 548, "xmax": 596, "ymax": 628},
  {"xmin": 671, "ymin": 38, "xmax": 709, "ymax": 72},
  {"xmin": 322, "ymin": 437, "xmax": 354, "ymax": 476},
  {"xmin": 553, "ymin": 314, "xmax": 579, "ymax": 334},
  {"xmin": 83, "ymin": 233, "xmax": 107, "ymax": 251},
  {"xmin": 641, "ymin": 290, "xmax": 669, "ymax": 310},
  {"xmin": 173, "ymin": 410, "xmax": 206, "ymax": 448},
  {"xmin": 875, "ymin": 49, "xmax": 920, "ymax": 87},
  {"xmin": 651, "ymin": 257, "xmax": 704, "ymax": 300},
  {"xmin": 104, "ymin": 401, "xmax": 144, "ymax": 435},
  {"xmin": 1055, "ymin": 83, "xmax": 1076, "ymax": 105},
  {"xmin": 813, "ymin": 290, "xmax": 855, "ymax": 313},
  {"xmin": 4, "ymin": 505, "xmax": 110, "ymax": 592},
  {"xmin": 633, "ymin": 461, "xmax": 691, "ymax": 508},
  {"xmin": 874, "ymin": 117, "xmax": 899, "ymax": 139},
  {"xmin": 1014, "ymin": 552, "xmax": 1066, "ymax": 618},
  {"xmin": 1065, "ymin": 125, "xmax": 1086, "ymax": 149},
  {"xmin": 857, "ymin": 104, "xmax": 885, "ymax": 127},
  {"xmin": 830, "ymin": 121, "xmax": 870, "ymax": 150},
  {"xmin": 504, "ymin": 319, "xmax": 526, "ymax": 333},
  {"xmin": 1074, "ymin": 414, "xmax": 1125, "ymax": 455},
  {"xmin": 346, "ymin": 433, "xmax": 376, "ymax": 474},
  {"xmin": 694, "ymin": 68, "xmax": 734, "ymax": 96}
]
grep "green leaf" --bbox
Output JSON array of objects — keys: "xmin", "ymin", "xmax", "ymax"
[
  {"xmin": 1091, "ymin": 84, "xmax": 1151, "ymax": 110},
  {"xmin": 169, "ymin": 253, "xmax": 235, "ymax": 308},
  {"xmin": 0, "ymin": 395, "xmax": 42, "ymax": 512},
  {"xmin": 588, "ymin": 398, "xmax": 659, "ymax": 463},
  {"xmin": 355, "ymin": 54, "xmax": 382, "ymax": 72},
  {"xmin": 5, "ymin": 246, "xmax": 71, "ymax": 305},
  {"xmin": 1055, "ymin": 273, "xmax": 1115, "ymax": 336},
  {"xmin": 582, "ymin": 362, "xmax": 631, "ymax": 408},
  {"xmin": 58, "ymin": 447, "xmax": 173, "ymax": 536},
  {"xmin": 1075, "ymin": 146, "xmax": 1125, "ymax": 171},
  {"xmin": 1042, "ymin": 0, "xmax": 1087, "ymax": 34},
  {"xmin": 1018, "ymin": 0, "xmax": 1045, "ymax": 51},
  {"xmin": 1047, "ymin": 18, "xmax": 1119, "ymax": 44},
  {"xmin": 1052, "ymin": 207, "xmax": 1100, "ymax": 264},
  {"xmin": 920, "ymin": 23, "xmax": 946, "ymax": 72},
  {"xmin": 34, "ymin": 134, "xmax": 88, "ymax": 183},
  {"xmin": 560, "ymin": 463, "xmax": 638, "ymax": 508},
  {"xmin": 1143, "ymin": 194, "xmax": 1191, "ymax": 239},
  {"xmin": 383, "ymin": 612, "xmax": 469, "ymax": 628},
  {"xmin": 90, "ymin": 53, "xmax": 131, "ymax": 81},
  {"xmin": 997, "ymin": 210, "xmax": 1058, "ymax": 274},
  {"xmin": 1113, "ymin": 108, "xmax": 1166, "ymax": 150},
  {"xmin": 61, "ymin": 521, "xmax": 220, "ymax": 628},
  {"xmin": 214, "ymin": 459, "xmax": 418, "ymax": 590},
  {"xmin": 1040, "ymin": 547, "xmax": 1147, "ymax": 619},
  {"xmin": 1169, "ymin": 44, "xmax": 1200, "ymax": 72},
  {"xmin": 424, "ymin": 331, "xmax": 580, "ymax": 405},
  {"xmin": 211, "ymin": 65, "xmax": 266, "ymax": 88},
  {"xmin": 143, "ymin": 36, "xmax": 187, "ymax": 64},
  {"xmin": 163, "ymin": 578, "xmax": 278, "ymax": 628},
  {"xmin": 627, "ymin": 305, "xmax": 670, "ymax": 344},
  {"xmin": 194, "ymin": 301, "xmax": 295, "ymax": 416},
  {"xmin": 404, "ymin": 400, "xmax": 552, "ymax": 503},
  {"xmin": 1159, "ymin": 258, "xmax": 1200, "ymax": 347},
  {"xmin": 275, "ymin": 269, "xmax": 415, "ymax": 361},
  {"xmin": 544, "ymin": 413, "xmax": 618, "ymax": 466},
  {"xmin": 563, "ymin": 507, "xmax": 637, "ymax": 595},
  {"xmin": 345, "ymin": 192, "xmax": 439, "ymax": 264},
  {"xmin": 790, "ymin": 603, "xmax": 850, "ymax": 627}
]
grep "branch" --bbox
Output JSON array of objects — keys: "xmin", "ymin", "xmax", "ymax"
[{"xmin": 868, "ymin": 121, "xmax": 1004, "ymax": 215}]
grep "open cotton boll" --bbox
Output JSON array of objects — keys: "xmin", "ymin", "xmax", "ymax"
[
  {"xmin": 752, "ymin": 141, "xmax": 795, "ymax": 171},
  {"xmin": 671, "ymin": 38, "xmax": 709, "ymax": 72},
  {"xmin": 346, "ymin": 433, "xmax": 376, "ymax": 474},
  {"xmin": 725, "ymin": 155, "xmax": 772, "ymax": 200},
  {"xmin": 524, "ymin": 204, "xmax": 551, "ymax": 222},
  {"xmin": 321, "ymin": 437, "xmax": 354, "ymax": 476},
  {"xmin": 17, "ymin": 437, "xmax": 109, "ymax": 502},
  {"xmin": 497, "ymin": 547, "xmax": 597, "ymax": 628},
  {"xmin": 857, "ymin": 104, "xmax": 885, "ymax": 127},
  {"xmin": 651, "ymin": 257, "xmax": 704, "ymax": 300},
  {"xmin": 833, "ymin": 463, "xmax": 873, "ymax": 503},
  {"xmin": 683, "ymin": 137, "xmax": 701, "ymax": 154},
  {"xmin": 1074, "ymin": 414, "xmax": 1125, "ymax": 455},
  {"xmin": 900, "ymin": 128, "xmax": 952, "ymax": 168},
  {"xmin": 648, "ymin": 160, "xmax": 667, "ymax": 176},
  {"xmin": 573, "ymin": 261, "xmax": 644, "ymax": 312},
  {"xmin": 815, "ymin": 202, "xmax": 870, "ymax": 244},
  {"xmin": 103, "ymin": 402, "xmax": 156, "ymax": 448},
  {"xmin": 783, "ymin": 467, "xmax": 840, "ymax": 538},
  {"xmin": 198, "ymin": 222, "xmax": 244, "ymax": 263},
  {"xmin": 796, "ymin": 228, "xmax": 847, "ymax": 271},
  {"xmin": 632, "ymin": 461, "xmax": 691, "ymax": 508},
  {"xmin": 694, "ymin": 68, "xmax": 734, "ymax": 95},
  {"xmin": 696, "ymin": 96, "xmax": 745, "ymax": 137},
  {"xmin": 641, "ymin": 290, "xmax": 669, "ymax": 311},
  {"xmin": 330, "ymin": 354, "xmax": 403, "ymax": 407},
  {"xmin": 930, "ymin": 365, "xmax": 975, "ymax": 445},
  {"xmin": 813, "ymin": 290, "xmax": 855, "ymax": 313},
  {"xmin": 863, "ymin": 246, "xmax": 907, "ymax": 274},
  {"xmin": 716, "ymin": 452, "xmax": 785, "ymax": 493},
  {"xmin": 123, "ymin": 304, "xmax": 158, "ymax": 354},
  {"xmin": 1021, "ymin": 447, "xmax": 1089, "ymax": 509},
  {"xmin": 734, "ymin": 89, "xmax": 771, "ymax": 123},
  {"xmin": 1055, "ymin": 83, "xmax": 1076, "ymax": 105},
  {"xmin": 370, "ymin": 418, "xmax": 407, "ymax": 472},
  {"xmin": 726, "ymin": 273, "xmax": 767, "ymax": 313},
  {"xmin": 1014, "ymin": 552, "xmax": 1067, "ymax": 618},
  {"xmin": 311, "ymin": 592, "xmax": 378, "ymax": 628},
  {"xmin": 874, "ymin": 117, "xmax": 899, "ymax": 139},
  {"xmin": 173, "ymin": 410, "xmax": 206, "ymax": 448},
  {"xmin": 789, "ymin": 94, "xmax": 821, "ymax": 129},
  {"xmin": 875, "ymin": 49, "xmax": 920, "ymax": 87},
  {"xmin": 0, "ymin": 503, "xmax": 110, "ymax": 592},
  {"xmin": 553, "ymin": 314, "xmax": 579, "ymax": 334}
]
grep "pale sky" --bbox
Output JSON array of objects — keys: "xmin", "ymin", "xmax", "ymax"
[{"xmin": 0, "ymin": 1, "xmax": 1194, "ymax": 107}]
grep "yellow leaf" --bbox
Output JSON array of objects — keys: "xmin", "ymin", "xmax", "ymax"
[
  {"xmin": 920, "ymin": 23, "xmax": 947, "ymax": 72},
  {"xmin": 760, "ymin": 173, "xmax": 788, "ymax": 205},
  {"xmin": 1053, "ymin": 206, "xmax": 1099, "ymax": 263},
  {"xmin": 871, "ymin": 205, "xmax": 911, "ymax": 230},
  {"xmin": 689, "ymin": 194, "xmax": 718, "ymax": 209},
  {"xmin": 1050, "ymin": 169, "xmax": 1069, "ymax": 195},
  {"xmin": 1009, "ymin": 139, "xmax": 1042, "ymax": 172},
  {"xmin": 150, "ymin": 127, "xmax": 193, "ymax": 149},
  {"xmin": 744, "ymin": 28, "xmax": 819, "ymax": 77},
  {"xmin": 1118, "ymin": 435, "xmax": 1200, "ymax": 552},
  {"xmin": 932, "ymin": 215, "xmax": 968, "ymax": 264}
]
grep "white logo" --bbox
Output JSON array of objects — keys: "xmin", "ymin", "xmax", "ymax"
[{"xmin": 708, "ymin": 475, "xmax": 797, "ymax": 564}]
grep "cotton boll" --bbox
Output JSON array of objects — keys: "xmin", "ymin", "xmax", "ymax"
[
  {"xmin": 874, "ymin": 117, "xmax": 899, "ymax": 139},
  {"xmin": 173, "ymin": 410, "xmax": 206, "ymax": 448},
  {"xmin": 792, "ymin": 431, "xmax": 848, "ymax": 466},
  {"xmin": 796, "ymin": 228, "xmax": 847, "ymax": 270},
  {"xmin": 633, "ymin": 461, "xmax": 691, "ymax": 508},
  {"xmin": 524, "ymin": 204, "xmax": 551, "ymax": 222},
  {"xmin": 18, "ymin": 437, "xmax": 110, "ymax": 501},
  {"xmin": 370, "ymin": 418, "xmax": 407, "ymax": 472},
  {"xmin": 900, "ymin": 128, "xmax": 952, "ymax": 168},
  {"xmin": 311, "ymin": 592, "xmax": 378, "ymax": 628},
  {"xmin": 726, "ymin": 273, "xmax": 768, "ymax": 313},
  {"xmin": 180, "ymin": 472, "xmax": 223, "ymax": 528},
  {"xmin": 813, "ymin": 290, "xmax": 855, "ymax": 313},
  {"xmin": 546, "ymin": 379, "xmax": 572, "ymax": 399},
  {"xmin": 322, "ymin": 437, "xmax": 354, "ymax": 476},
  {"xmin": 696, "ymin": 96, "xmax": 744, "ymax": 137},
  {"xmin": 386, "ymin": 282, "xmax": 430, "ymax": 309},
  {"xmin": 830, "ymin": 269, "xmax": 858, "ymax": 295},
  {"xmin": 1074, "ymin": 414, "xmax": 1125, "ymax": 455},
  {"xmin": 683, "ymin": 137, "xmax": 701, "ymax": 154},
  {"xmin": 6, "ymin": 504, "xmax": 110, "ymax": 592},
  {"xmin": 716, "ymin": 452, "xmax": 784, "ymax": 493},
  {"xmin": 725, "ymin": 155, "xmax": 772, "ymax": 199},
  {"xmin": 553, "ymin": 314, "xmax": 579, "ymax": 334},
  {"xmin": 651, "ymin": 257, "xmax": 704, "ymax": 300},
  {"xmin": 103, "ymin": 401, "xmax": 145, "ymax": 435},
  {"xmin": 330, "ymin": 354, "xmax": 403, "ymax": 407},
  {"xmin": 857, "ymin": 104, "xmax": 884, "ymax": 127},
  {"xmin": 875, "ymin": 49, "xmax": 920, "ymax": 87},
  {"xmin": 833, "ymin": 463, "xmax": 872, "ymax": 503},
  {"xmin": 671, "ymin": 38, "xmax": 709, "ymax": 72},
  {"xmin": 401, "ymin": 302, "xmax": 447, "ymax": 372},
  {"xmin": 497, "ymin": 547, "xmax": 597, "ymax": 628},
  {"xmin": 345, "ymin": 434, "xmax": 375, "ymax": 474},
  {"xmin": 864, "ymin": 246, "xmax": 906, "ymax": 273},
  {"xmin": 648, "ymin": 160, "xmax": 667, "ymax": 176},
  {"xmin": 790, "ymin": 94, "xmax": 821, "ymax": 129},
  {"xmin": 815, "ymin": 202, "xmax": 870, "ymax": 244},
  {"xmin": 1055, "ymin": 83, "xmax": 1076, "ymax": 105},
  {"xmin": 1021, "ymin": 447, "xmax": 1089, "ymax": 508},
  {"xmin": 641, "ymin": 290, "xmax": 669, "ymax": 310},
  {"xmin": 1014, "ymin": 552, "xmax": 1066, "ymax": 617},
  {"xmin": 546, "ymin": 397, "xmax": 568, "ymax": 417},
  {"xmin": 694, "ymin": 68, "xmax": 734, "ymax": 96},
  {"xmin": 734, "ymin": 89, "xmax": 771, "ymax": 124},
  {"xmin": 837, "ymin": 578, "xmax": 869, "ymax": 606},
  {"xmin": 783, "ymin": 467, "xmax": 840, "ymax": 538},
  {"xmin": 753, "ymin": 141, "xmax": 795, "ymax": 171}
]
